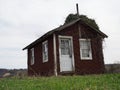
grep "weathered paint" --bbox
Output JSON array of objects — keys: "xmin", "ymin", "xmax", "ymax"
[
  {"xmin": 27, "ymin": 21, "xmax": 105, "ymax": 76},
  {"xmin": 55, "ymin": 22, "xmax": 105, "ymax": 75},
  {"xmin": 28, "ymin": 35, "xmax": 55, "ymax": 76}
]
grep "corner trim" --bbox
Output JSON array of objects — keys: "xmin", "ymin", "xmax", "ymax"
[{"xmin": 53, "ymin": 34, "xmax": 58, "ymax": 76}]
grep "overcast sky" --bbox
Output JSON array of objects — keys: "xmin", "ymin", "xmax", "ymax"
[{"xmin": 0, "ymin": 0, "xmax": 120, "ymax": 69}]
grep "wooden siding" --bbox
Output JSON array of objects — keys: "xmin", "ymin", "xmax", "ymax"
[
  {"xmin": 56, "ymin": 22, "xmax": 105, "ymax": 75},
  {"xmin": 28, "ymin": 35, "xmax": 54, "ymax": 76},
  {"xmin": 27, "ymin": 21, "xmax": 105, "ymax": 76}
]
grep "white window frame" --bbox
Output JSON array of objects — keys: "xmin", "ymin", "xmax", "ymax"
[
  {"xmin": 30, "ymin": 48, "xmax": 35, "ymax": 65},
  {"xmin": 42, "ymin": 40, "xmax": 48, "ymax": 63},
  {"xmin": 79, "ymin": 39, "xmax": 92, "ymax": 60}
]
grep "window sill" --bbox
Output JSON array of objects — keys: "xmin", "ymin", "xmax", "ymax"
[
  {"xmin": 30, "ymin": 63, "xmax": 34, "ymax": 65},
  {"xmin": 43, "ymin": 60, "xmax": 48, "ymax": 63},
  {"xmin": 81, "ymin": 58, "xmax": 92, "ymax": 60}
]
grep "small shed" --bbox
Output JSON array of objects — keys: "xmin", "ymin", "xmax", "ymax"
[{"xmin": 23, "ymin": 18, "xmax": 107, "ymax": 76}]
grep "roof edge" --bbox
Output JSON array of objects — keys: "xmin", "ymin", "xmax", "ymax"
[
  {"xmin": 23, "ymin": 18, "xmax": 108, "ymax": 50},
  {"xmin": 80, "ymin": 19, "xmax": 108, "ymax": 38},
  {"xmin": 23, "ymin": 19, "xmax": 81, "ymax": 50}
]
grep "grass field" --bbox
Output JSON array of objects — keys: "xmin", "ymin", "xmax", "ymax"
[{"xmin": 0, "ymin": 73, "xmax": 120, "ymax": 90}]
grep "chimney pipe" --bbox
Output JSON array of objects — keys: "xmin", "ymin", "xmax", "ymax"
[{"xmin": 76, "ymin": 3, "xmax": 79, "ymax": 16}]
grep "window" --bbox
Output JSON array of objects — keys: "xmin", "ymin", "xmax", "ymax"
[
  {"xmin": 80, "ymin": 39, "xmax": 92, "ymax": 60},
  {"xmin": 60, "ymin": 39, "xmax": 70, "ymax": 55},
  {"xmin": 42, "ymin": 41, "xmax": 48, "ymax": 62},
  {"xmin": 30, "ymin": 48, "xmax": 34, "ymax": 65}
]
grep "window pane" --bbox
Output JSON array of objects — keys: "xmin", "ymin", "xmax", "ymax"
[
  {"xmin": 60, "ymin": 39, "xmax": 69, "ymax": 55},
  {"xmin": 82, "ymin": 49, "xmax": 90, "ymax": 57},
  {"xmin": 80, "ymin": 39, "xmax": 92, "ymax": 59},
  {"xmin": 42, "ymin": 41, "xmax": 48, "ymax": 62},
  {"xmin": 31, "ymin": 48, "xmax": 34, "ymax": 65}
]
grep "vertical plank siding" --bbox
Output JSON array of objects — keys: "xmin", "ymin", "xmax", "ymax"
[
  {"xmin": 27, "ymin": 21, "xmax": 105, "ymax": 76},
  {"xmin": 28, "ymin": 35, "xmax": 54, "ymax": 76}
]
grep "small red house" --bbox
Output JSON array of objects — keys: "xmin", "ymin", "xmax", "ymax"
[{"xmin": 23, "ymin": 18, "xmax": 107, "ymax": 76}]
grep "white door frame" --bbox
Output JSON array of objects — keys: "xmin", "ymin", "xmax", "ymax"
[{"xmin": 59, "ymin": 35, "xmax": 75, "ymax": 72}]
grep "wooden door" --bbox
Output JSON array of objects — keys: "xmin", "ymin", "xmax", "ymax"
[{"xmin": 59, "ymin": 37, "xmax": 74, "ymax": 72}]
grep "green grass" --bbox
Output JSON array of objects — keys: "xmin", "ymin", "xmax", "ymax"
[{"xmin": 0, "ymin": 73, "xmax": 120, "ymax": 90}]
